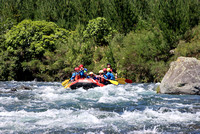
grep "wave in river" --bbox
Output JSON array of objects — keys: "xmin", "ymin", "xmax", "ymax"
[{"xmin": 0, "ymin": 81, "xmax": 200, "ymax": 133}]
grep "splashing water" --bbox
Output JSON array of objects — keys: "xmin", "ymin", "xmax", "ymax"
[{"xmin": 0, "ymin": 81, "xmax": 200, "ymax": 133}]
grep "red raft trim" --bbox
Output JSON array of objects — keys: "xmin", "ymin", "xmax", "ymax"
[{"xmin": 69, "ymin": 78, "xmax": 105, "ymax": 89}]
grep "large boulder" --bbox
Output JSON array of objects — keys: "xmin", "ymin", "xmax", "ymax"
[{"xmin": 160, "ymin": 57, "xmax": 200, "ymax": 95}]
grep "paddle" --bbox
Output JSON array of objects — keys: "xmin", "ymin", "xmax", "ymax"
[
  {"xmin": 61, "ymin": 79, "xmax": 70, "ymax": 86},
  {"xmin": 95, "ymin": 74, "xmax": 119, "ymax": 85},
  {"xmin": 116, "ymin": 78, "xmax": 126, "ymax": 84},
  {"xmin": 64, "ymin": 82, "xmax": 72, "ymax": 88},
  {"xmin": 116, "ymin": 78, "xmax": 133, "ymax": 84},
  {"xmin": 125, "ymin": 79, "xmax": 133, "ymax": 83},
  {"xmin": 108, "ymin": 79, "xmax": 119, "ymax": 85}
]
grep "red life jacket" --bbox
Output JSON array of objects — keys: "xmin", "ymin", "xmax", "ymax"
[
  {"xmin": 75, "ymin": 75, "xmax": 80, "ymax": 81},
  {"xmin": 99, "ymin": 75, "xmax": 105, "ymax": 83}
]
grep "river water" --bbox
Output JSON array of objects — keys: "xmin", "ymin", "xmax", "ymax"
[{"xmin": 0, "ymin": 81, "xmax": 199, "ymax": 134}]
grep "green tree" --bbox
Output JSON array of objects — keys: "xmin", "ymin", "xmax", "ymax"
[
  {"xmin": 83, "ymin": 17, "xmax": 116, "ymax": 46},
  {"xmin": 4, "ymin": 20, "xmax": 69, "ymax": 57},
  {"xmin": 0, "ymin": 20, "xmax": 69, "ymax": 81},
  {"xmin": 111, "ymin": 24, "xmax": 169, "ymax": 82},
  {"xmin": 152, "ymin": 0, "xmax": 200, "ymax": 47}
]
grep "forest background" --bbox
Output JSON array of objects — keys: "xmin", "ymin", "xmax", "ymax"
[{"xmin": 0, "ymin": 0, "xmax": 199, "ymax": 82}]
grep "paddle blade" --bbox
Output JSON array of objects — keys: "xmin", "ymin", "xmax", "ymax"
[
  {"xmin": 109, "ymin": 80, "xmax": 119, "ymax": 85},
  {"xmin": 62, "ymin": 79, "xmax": 70, "ymax": 86},
  {"xmin": 125, "ymin": 79, "xmax": 133, "ymax": 83},
  {"xmin": 116, "ymin": 78, "xmax": 126, "ymax": 81},
  {"xmin": 118, "ymin": 80, "xmax": 126, "ymax": 84},
  {"xmin": 116, "ymin": 78, "xmax": 126, "ymax": 84},
  {"xmin": 64, "ymin": 82, "xmax": 72, "ymax": 88}
]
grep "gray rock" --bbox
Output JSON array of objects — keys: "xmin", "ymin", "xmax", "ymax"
[
  {"xmin": 11, "ymin": 85, "xmax": 32, "ymax": 91},
  {"xmin": 160, "ymin": 57, "xmax": 200, "ymax": 95}
]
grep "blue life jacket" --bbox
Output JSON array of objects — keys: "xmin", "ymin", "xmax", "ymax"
[
  {"xmin": 70, "ymin": 72, "xmax": 78, "ymax": 81},
  {"xmin": 103, "ymin": 73, "xmax": 108, "ymax": 79},
  {"xmin": 94, "ymin": 77, "xmax": 98, "ymax": 80},
  {"xmin": 79, "ymin": 70, "xmax": 85, "ymax": 78},
  {"xmin": 106, "ymin": 72, "xmax": 115, "ymax": 80}
]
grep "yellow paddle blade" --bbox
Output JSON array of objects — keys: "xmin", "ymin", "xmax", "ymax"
[
  {"xmin": 116, "ymin": 78, "xmax": 126, "ymax": 84},
  {"xmin": 116, "ymin": 78, "xmax": 126, "ymax": 81},
  {"xmin": 118, "ymin": 80, "xmax": 126, "ymax": 84},
  {"xmin": 64, "ymin": 82, "xmax": 72, "ymax": 88},
  {"xmin": 62, "ymin": 79, "xmax": 70, "ymax": 86},
  {"xmin": 109, "ymin": 80, "xmax": 119, "ymax": 85}
]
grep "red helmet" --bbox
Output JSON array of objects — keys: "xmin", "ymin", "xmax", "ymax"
[
  {"xmin": 75, "ymin": 67, "xmax": 79, "ymax": 71},
  {"xmin": 103, "ymin": 68, "xmax": 107, "ymax": 72},
  {"xmin": 79, "ymin": 64, "xmax": 84, "ymax": 68}
]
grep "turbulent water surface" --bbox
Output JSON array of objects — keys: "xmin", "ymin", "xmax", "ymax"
[{"xmin": 0, "ymin": 81, "xmax": 200, "ymax": 134}]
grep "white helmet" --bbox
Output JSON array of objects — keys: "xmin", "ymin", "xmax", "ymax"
[
  {"xmin": 89, "ymin": 72, "xmax": 94, "ymax": 75},
  {"xmin": 99, "ymin": 70, "xmax": 103, "ymax": 73}
]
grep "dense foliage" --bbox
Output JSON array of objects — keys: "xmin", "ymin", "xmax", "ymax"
[{"xmin": 0, "ymin": 0, "xmax": 199, "ymax": 82}]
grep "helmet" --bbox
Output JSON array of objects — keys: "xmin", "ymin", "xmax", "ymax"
[
  {"xmin": 75, "ymin": 67, "xmax": 79, "ymax": 71},
  {"xmin": 107, "ymin": 68, "xmax": 111, "ymax": 71},
  {"xmin": 107, "ymin": 63, "xmax": 111, "ymax": 65},
  {"xmin": 89, "ymin": 72, "xmax": 94, "ymax": 75},
  {"xmin": 99, "ymin": 70, "xmax": 103, "ymax": 74},
  {"xmin": 79, "ymin": 64, "xmax": 84, "ymax": 68},
  {"xmin": 103, "ymin": 68, "xmax": 107, "ymax": 72},
  {"xmin": 84, "ymin": 68, "xmax": 88, "ymax": 71}
]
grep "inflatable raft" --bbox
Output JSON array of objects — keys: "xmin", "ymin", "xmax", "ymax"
[{"xmin": 67, "ymin": 78, "xmax": 105, "ymax": 89}]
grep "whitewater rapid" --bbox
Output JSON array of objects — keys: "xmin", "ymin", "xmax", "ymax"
[{"xmin": 0, "ymin": 81, "xmax": 199, "ymax": 133}]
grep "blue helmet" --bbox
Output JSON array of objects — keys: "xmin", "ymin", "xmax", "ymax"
[{"xmin": 84, "ymin": 68, "xmax": 88, "ymax": 71}]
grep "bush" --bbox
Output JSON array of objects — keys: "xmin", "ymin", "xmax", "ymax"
[
  {"xmin": 111, "ymin": 25, "xmax": 170, "ymax": 82},
  {"xmin": 174, "ymin": 25, "xmax": 200, "ymax": 59},
  {"xmin": 0, "ymin": 20, "xmax": 69, "ymax": 81},
  {"xmin": 83, "ymin": 17, "xmax": 116, "ymax": 46}
]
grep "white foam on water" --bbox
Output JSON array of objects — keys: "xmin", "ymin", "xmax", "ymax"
[
  {"xmin": 86, "ymin": 131, "xmax": 105, "ymax": 134},
  {"xmin": 120, "ymin": 108, "xmax": 200, "ymax": 125},
  {"xmin": 98, "ymin": 96, "xmax": 129, "ymax": 103},
  {"xmin": 0, "ymin": 108, "xmax": 106, "ymax": 132},
  {"xmin": 0, "ymin": 81, "xmax": 199, "ymax": 133},
  {"xmin": 131, "ymin": 84, "xmax": 156, "ymax": 95},
  {"xmin": 0, "ymin": 96, "xmax": 20, "ymax": 105},
  {"xmin": 97, "ymin": 85, "xmax": 139, "ymax": 103},
  {"xmin": 34, "ymin": 84, "xmax": 140, "ymax": 104},
  {"xmin": 0, "ymin": 109, "xmax": 72, "ymax": 130},
  {"xmin": 0, "ymin": 104, "xmax": 199, "ymax": 133},
  {"xmin": 170, "ymin": 103, "xmax": 194, "ymax": 108},
  {"xmin": 34, "ymin": 81, "xmax": 155, "ymax": 100},
  {"xmin": 162, "ymin": 97, "xmax": 180, "ymax": 101},
  {"xmin": 0, "ymin": 107, "xmax": 6, "ymax": 112},
  {"xmin": 35, "ymin": 86, "xmax": 79, "ymax": 103},
  {"xmin": 128, "ymin": 126, "xmax": 161, "ymax": 134}
]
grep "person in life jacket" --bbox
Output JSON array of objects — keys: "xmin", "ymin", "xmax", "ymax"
[
  {"xmin": 103, "ymin": 68, "xmax": 108, "ymax": 79},
  {"xmin": 107, "ymin": 63, "xmax": 113, "ymax": 72},
  {"xmin": 97, "ymin": 70, "xmax": 105, "ymax": 83},
  {"xmin": 107, "ymin": 63, "xmax": 117, "ymax": 79},
  {"xmin": 102, "ymin": 68, "xmax": 112, "ymax": 85},
  {"xmin": 84, "ymin": 69, "xmax": 90, "ymax": 78},
  {"xmin": 88, "ymin": 72, "xmax": 98, "ymax": 80},
  {"xmin": 79, "ymin": 64, "xmax": 87, "ymax": 78},
  {"xmin": 106, "ymin": 68, "xmax": 115, "ymax": 80},
  {"xmin": 70, "ymin": 67, "xmax": 79, "ymax": 81}
]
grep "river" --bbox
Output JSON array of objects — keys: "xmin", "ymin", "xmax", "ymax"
[{"xmin": 0, "ymin": 81, "xmax": 200, "ymax": 133}]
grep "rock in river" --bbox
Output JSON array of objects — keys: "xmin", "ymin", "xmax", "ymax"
[
  {"xmin": 160, "ymin": 57, "xmax": 200, "ymax": 95},
  {"xmin": 11, "ymin": 85, "xmax": 32, "ymax": 91}
]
